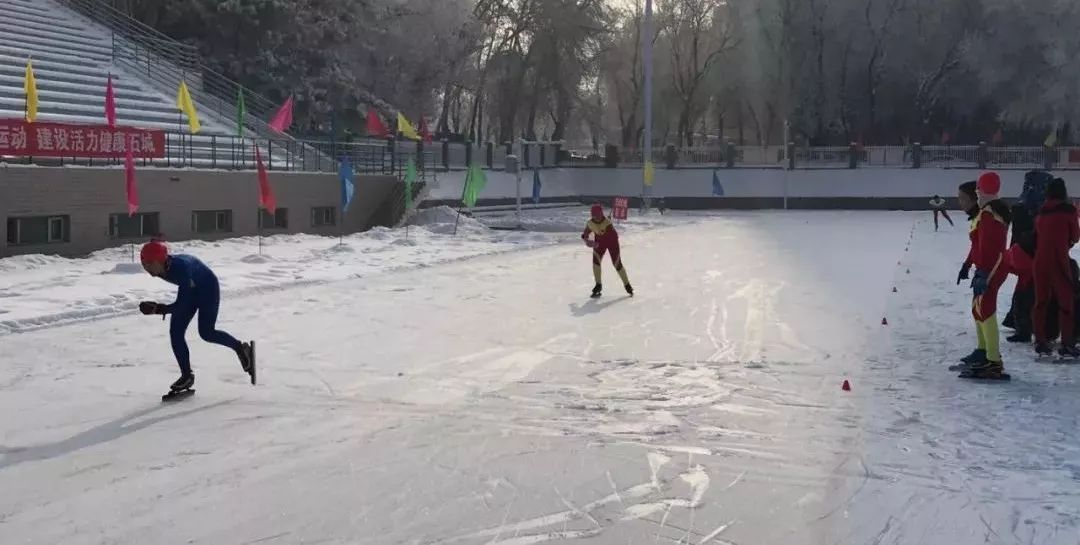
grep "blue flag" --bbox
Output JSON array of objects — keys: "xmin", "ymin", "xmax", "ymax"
[
  {"xmin": 340, "ymin": 157, "xmax": 355, "ymax": 212},
  {"xmin": 712, "ymin": 170, "xmax": 724, "ymax": 196},
  {"xmin": 532, "ymin": 169, "xmax": 542, "ymax": 204}
]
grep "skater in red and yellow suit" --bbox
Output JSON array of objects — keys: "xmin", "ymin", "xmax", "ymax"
[
  {"xmin": 960, "ymin": 172, "xmax": 1012, "ymax": 378},
  {"xmin": 1032, "ymin": 178, "xmax": 1080, "ymax": 356},
  {"xmin": 582, "ymin": 204, "xmax": 634, "ymax": 297}
]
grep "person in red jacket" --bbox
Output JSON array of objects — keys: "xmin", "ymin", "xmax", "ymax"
[
  {"xmin": 1032, "ymin": 178, "xmax": 1080, "ymax": 357},
  {"xmin": 960, "ymin": 172, "xmax": 1012, "ymax": 379},
  {"xmin": 582, "ymin": 204, "xmax": 633, "ymax": 298}
]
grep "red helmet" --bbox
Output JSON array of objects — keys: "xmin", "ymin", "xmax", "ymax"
[
  {"xmin": 977, "ymin": 171, "xmax": 1001, "ymax": 195},
  {"xmin": 140, "ymin": 240, "xmax": 168, "ymax": 264}
]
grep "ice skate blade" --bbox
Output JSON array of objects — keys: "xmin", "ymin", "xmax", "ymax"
[{"xmin": 162, "ymin": 389, "xmax": 195, "ymax": 402}]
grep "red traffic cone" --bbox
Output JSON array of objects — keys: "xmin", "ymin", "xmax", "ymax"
[
  {"xmin": 841, "ymin": 379, "xmax": 851, "ymax": 391},
  {"xmin": 881, "ymin": 317, "xmax": 888, "ymax": 325},
  {"xmin": 892, "ymin": 287, "xmax": 898, "ymax": 293}
]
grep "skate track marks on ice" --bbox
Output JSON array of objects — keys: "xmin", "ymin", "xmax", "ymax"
[{"xmin": 5, "ymin": 211, "xmax": 1050, "ymax": 544}]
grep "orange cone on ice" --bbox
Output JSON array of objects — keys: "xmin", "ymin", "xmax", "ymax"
[
  {"xmin": 841, "ymin": 380, "xmax": 851, "ymax": 391},
  {"xmin": 881, "ymin": 317, "xmax": 888, "ymax": 325}
]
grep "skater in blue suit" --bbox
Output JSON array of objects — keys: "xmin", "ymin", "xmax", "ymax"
[{"xmin": 138, "ymin": 240, "xmax": 254, "ymax": 393}]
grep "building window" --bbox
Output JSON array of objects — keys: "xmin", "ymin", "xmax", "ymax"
[
  {"xmin": 109, "ymin": 212, "xmax": 160, "ymax": 239},
  {"xmin": 5, "ymin": 215, "xmax": 70, "ymax": 245},
  {"xmin": 258, "ymin": 208, "xmax": 288, "ymax": 229},
  {"xmin": 312, "ymin": 206, "xmax": 336, "ymax": 227},
  {"xmin": 191, "ymin": 210, "xmax": 233, "ymax": 234}
]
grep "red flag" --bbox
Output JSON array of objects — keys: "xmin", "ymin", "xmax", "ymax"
[
  {"xmin": 366, "ymin": 107, "xmax": 387, "ymax": 138},
  {"xmin": 255, "ymin": 147, "xmax": 276, "ymax": 211},
  {"xmin": 105, "ymin": 74, "xmax": 116, "ymax": 129},
  {"xmin": 124, "ymin": 142, "xmax": 138, "ymax": 217},
  {"xmin": 268, "ymin": 96, "xmax": 293, "ymax": 134},
  {"xmin": 419, "ymin": 116, "xmax": 432, "ymax": 143},
  {"xmin": 992, "ymin": 128, "xmax": 1003, "ymax": 145}
]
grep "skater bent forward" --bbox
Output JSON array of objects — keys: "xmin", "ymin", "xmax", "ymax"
[
  {"xmin": 929, "ymin": 195, "xmax": 954, "ymax": 231},
  {"xmin": 138, "ymin": 240, "xmax": 254, "ymax": 392}
]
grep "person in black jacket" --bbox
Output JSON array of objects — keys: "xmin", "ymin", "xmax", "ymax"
[{"xmin": 1001, "ymin": 171, "xmax": 1051, "ymax": 342}]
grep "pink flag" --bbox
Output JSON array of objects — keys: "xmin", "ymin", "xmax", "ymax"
[
  {"xmin": 366, "ymin": 107, "xmax": 388, "ymax": 138},
  {"xmin": 268, "ymin": 96, "xmax": 293, "ymax": 134},
  {"xmin": 124, "ymin": 142, "xmax": 138, "ymax": 217},
  {"xmin": 105, "ymin": 74, "xmax": 116, "ymax": 129},
  {"xmin": 255, "ymin": 147, "xmax": 276, "ymax": 211}
]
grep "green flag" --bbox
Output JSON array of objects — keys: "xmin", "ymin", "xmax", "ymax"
[
  {"xmin": 404, "ymin": 157, "xmax": 417, "ymax": 211},
  {"xmin": 462, "ymin": 164, "xmax": 487, "ymax": 208},
  {"xmin": 236, "ymin": 86, "xmax": 246, "ymax": 137}
]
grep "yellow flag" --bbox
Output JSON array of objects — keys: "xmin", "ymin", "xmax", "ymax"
[
  {"xmin": 643, "ymin": 161, "xmax": 655, "ymax": 187},
  {"xmin": 24, "ymin": 59, "xmax": 38, "ymax": 122},
  {"xmin": 397, "ymin": 112, "xmax": 420, "ymax": 140},
  {"xmin": 176, "ymin": 80, "xmax": 201, "ymax": 134},
  {"xmin": 1045, "ymin": 128, "xmax": 1058, "ymax": 148}
]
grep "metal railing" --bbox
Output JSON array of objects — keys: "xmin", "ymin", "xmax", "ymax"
[
  {"xmin": 0, "ymin": 130, "xmax": 439, "ymax": 180},
  {"xmin": 58, "ymin": 0, "xmax": 303, "ymax": 146},
  {"xmin": 573, "ymin": 144, "xmax": 1080, "ymax": 170}
]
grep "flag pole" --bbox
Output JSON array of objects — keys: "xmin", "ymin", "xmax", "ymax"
[{"xmin": 454, "ymin": 165, "xmax": 469, "ymax": 236}]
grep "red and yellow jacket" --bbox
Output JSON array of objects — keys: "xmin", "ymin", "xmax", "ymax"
[
  {"xmin": 969, "ymin": 200, "xmax": 1011, "ymax": 277},
  {"xmin": 582, "ymin": 217, "xmax": 619, "ymax": 247}
]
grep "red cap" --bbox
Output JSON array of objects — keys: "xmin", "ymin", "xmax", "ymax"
[
  {"xmin": 590, "ymin": 204, "xmax": 604, "ymax": 218},
  {"xmin": 140, "ymin": 240, "xmax": 168, "ymax": 264},
  {"xmin": 977, "ymin": 172, "xmax": 1001, "ymax": 195}
]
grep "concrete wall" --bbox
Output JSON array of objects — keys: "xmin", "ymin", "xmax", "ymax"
[
  {"xmin": 427, "ymin": 167, "xmax": 1080, "ymax": 207},
  {"xmin": 0, "ymin": 165, "xmax": 398, "ymax": 257}
]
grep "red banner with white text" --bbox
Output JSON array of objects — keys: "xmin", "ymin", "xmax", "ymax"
[{"xmin": 0, "ymin": 119, "xmax": 166, "ymax": 158}]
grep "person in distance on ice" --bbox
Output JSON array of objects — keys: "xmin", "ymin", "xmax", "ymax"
[
  {"xmin": 1032, "ymin": 178, "xmax": 1080, "ymax": 357},
  {"xmin": 957, "ymin": 172, "xmax": 1011, "ymax": 379},
  {"xmin": 582, "ymin": 203, "xmax": 633, "ymax": 298},
  {"xmin": 137, "ymin": 240, "xmax": 255, "ymax": 392},
  {"xmin": 929, "ymin": 194, "xmax": 953, "ymax": 231}
]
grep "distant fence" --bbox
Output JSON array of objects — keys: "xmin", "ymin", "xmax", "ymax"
[
  {"xmin": 580, "ymin": 143, "xmax": 1077, "ymax": 170},
  {"xmin": 8, "ymin": 134, "xmax": 1080, "ymax": 174}
]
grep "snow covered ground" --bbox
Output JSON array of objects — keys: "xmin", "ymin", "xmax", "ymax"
[
  {"xmin": 0, "ymin": 206, "xmax": 678, "ymax": 334},
  {"xmin": 1, "ymin": 209, "xmax": 1079, "ymax": 544}
]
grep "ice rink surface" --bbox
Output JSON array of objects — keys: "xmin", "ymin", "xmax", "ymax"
[{"xmin": 2, "ymin": 210, "xmax": 1078, "ymax": 544}]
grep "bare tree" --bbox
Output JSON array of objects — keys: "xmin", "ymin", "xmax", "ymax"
[{"xmin": 661, "ymin": 0, "xmax": 736, "ymax": 147}]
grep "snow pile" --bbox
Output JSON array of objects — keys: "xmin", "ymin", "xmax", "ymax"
[
  {"xmin": 0, "ymin": 218, "xmax": 574, "ymax": 334},
  {"xmin": 103, "ymin": 263, "xmax": 144, "ymax": 275},
  {"xmin": 0, "ymin": 207, "xmax": 706, "ymax": 335},
  {"xmin": 408, "ymin": 205, "xmax": 464, "ymax": 225},
  {"xmin": 408, "ymin": 205, "xmax": 488, "ymax": 235}
]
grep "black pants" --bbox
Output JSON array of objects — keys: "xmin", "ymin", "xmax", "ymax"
[{"xmin": 933, "ymin": 209, "xmax": 953, "ymax": 230}]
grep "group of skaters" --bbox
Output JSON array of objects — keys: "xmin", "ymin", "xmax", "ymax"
[{"xmin": 938, "ymin": 170, "xmax": 1080, "ymax": 379}]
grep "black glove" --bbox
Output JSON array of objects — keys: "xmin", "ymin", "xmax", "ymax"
[
  {"xmin": 972, "ymin": 270, "xmax": 989, "ymax": 296},
  {"xmin": 139, "ymin": 301, "xmax": 167, "ymax": 316},
  {"xmin": 957, "ymin": 262, "xmax": 971, "ymax": 285}
]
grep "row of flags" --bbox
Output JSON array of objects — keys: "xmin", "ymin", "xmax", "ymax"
[
  {"xmin": 20, "ymin": 57, "xmax": 516, "ymax": 227},
  {"xmin": 20, "ymin": 59, "xmax": 277, "ymax": 220},
  {"xmin": 22, "ymin": 58, "xmax": 427, "ymax": 141}
]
